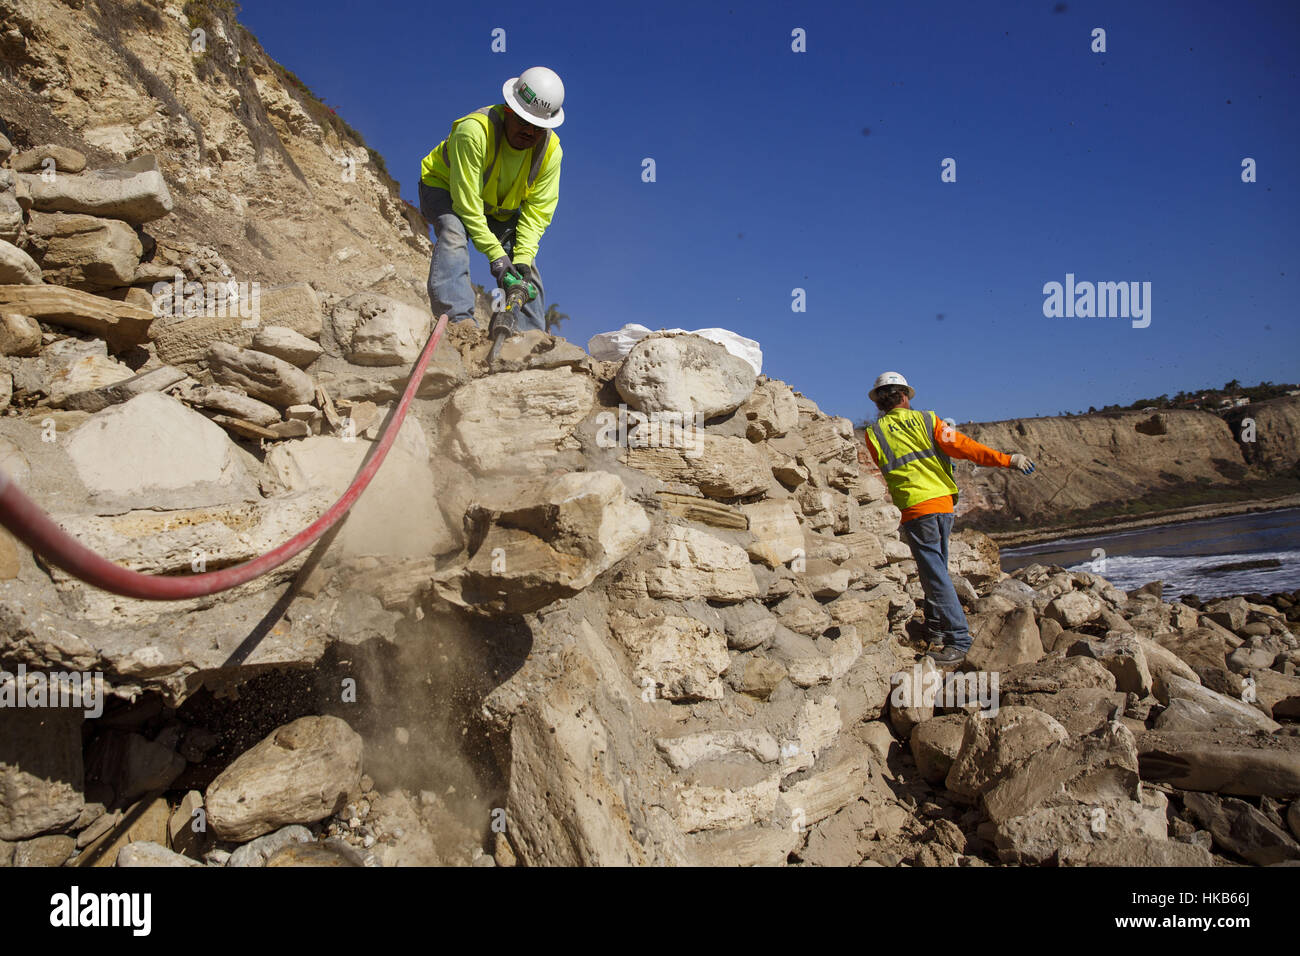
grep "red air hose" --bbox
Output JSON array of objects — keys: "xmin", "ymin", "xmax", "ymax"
[{"xmin": 0, "ymin": 314, "xmax": 449, "ymax": 601}]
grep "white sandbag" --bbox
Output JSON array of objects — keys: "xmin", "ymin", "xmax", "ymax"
[
  {"xmin": 587, "ymin": 323, "xmax": 654, "ymax": 361},
  {"xmin": 587, "ymin": 324, "xmax": 763, "ymax": 375},
  {"xmin": 688, "ymin": 328, "xmax": 763, "ymax": 376}
]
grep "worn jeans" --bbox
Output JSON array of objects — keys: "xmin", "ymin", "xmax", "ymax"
[
  {"xmin": 418, "ymin": 182, "xmax": 546, "ymax": 331},
  {"xmin": 900, "ymin": 512, "xmax": 971, "ymax": 651}
]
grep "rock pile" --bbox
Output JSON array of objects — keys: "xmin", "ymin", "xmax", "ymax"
[
  {"xmin": 4, "ymin": 188, "xmax": 1298, "ymax": 865},
  {"xmin": 1, "ymin": 25, "xmax": 1296, "ymax": 864}
]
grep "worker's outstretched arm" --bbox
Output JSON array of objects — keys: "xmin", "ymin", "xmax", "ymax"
[
  {"xmin": 511, "ymin": 144, "xmax": 562, "ymax": 266},
  {"xmin": 446, "ymin": 121, "xmax": 508, "ymax": 263},
  {"xmin": 933, "ymin": 419, "xmax": 1013, "ymax": 468}
]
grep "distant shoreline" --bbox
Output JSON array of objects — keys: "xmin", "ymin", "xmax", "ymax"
[{"xmin": 986, "ymin": 495, "xmax": 1300, "ymax": 550}]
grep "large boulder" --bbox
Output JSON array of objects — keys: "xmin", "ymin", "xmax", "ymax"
[
  {"xmin": 769, "ymin": 625, "xmax": 862, "ymax": 688},
  {"xmin": 65, "ymin": 392, "xmax": 258, "ymax": 507},
  {"xmin": 1066, "ymin": 632, "xmax": 1153, "ymax": 696},
  {"xmin": 994, "ymin": 793, "xmax": 1169, "ymax": 865},
  {"xmin": 205, "ymin": 716, "xmax": 363, "ymax": 842},
  {"xmin": 1137, "ymin": 634, "xmax": 1202, "ymax": 703},
  {"xmin": 152, "ymin": 283, "xmax": 323, "ymax": 368},
  {"xmin": 42, "ymin": 338, "xmax": 135, "ymax": 408},
  {"xmin": 250, "ymin": 326, "xmax": 323, "ymax": 368},
  {"xmin": 0, "ymin": 284, "xmax": 153, "ymax": 351},
  {"xmin": 740, "ymin": 498, "xmax": 803, "ymax": 567},
  {"xmin": 945, "ymin": 706, "xmax": 1070, "ymax": 802},
  {"xmin": 739, "ymin": 380, "xmax": 798, "ymax": 440},
  {"xmin": 0, "ymin": 313, "xmax": 42, "ymax": 356},
  {"xmin": 1057, "ymin": 836, "xmax": 1213, "ymax": 867},
  {"xmin": 439, "ymin": 368, "xmax": 595, "ymax": 475},
  {"xmin": 433, "ymin": 470, "xmax": 650, "ymax": 614},
  {"xmin": 796, "ymin": 416, "xmax": 861, "ymax": 490},
  {"xmin": 330, "ymin": 292, "xmax": 431, "ymax": 366},
  {"xmin": 0, "ymin": 238, "xmax": 42, "ymax": 285},
  {"xmin": 490, "ymin": 617, "xmax": 686, "ymax": 865},
  {"xmin": 611, "ymin": 524, "xmax": 758, "ymax": 603},
  {"xmin": 615, "ymin": 334, "xmax": 757, "ymax": 418},
  {"xmin": 1182, "ymin": 791, "xmax": 1300, "ymax": 865},
  {"xmin": 0, "ymin": 708, "xmax": 84, "ymax": 841},
  {"xmin": 1003, "ymin": 687, "xmax": 1127, "ymax": 736},
  {"xmin": 1156, "ymin": 674, "xmax": 1280, "ymax": 733},
  {"xmin": 611, "ymin": 612, "xmax": 730, "ymax": 701},
  {"xmin": 207, "ymin": 342, "xmax": 315, "ymax": 408},
  {"xmin": 25, "ymin": 212, "xmax": 141, "ymax": 290},
  {"xmin": 1043, "ymin": 590, "xmax": 1103, "ymax": 628},
  {"xmin": 966, "ymin": 607, "xmax": 1043, "ymax": 671},
  {"xmin": 12, "ymin": 145, "xmax": 87, "ymax": 173},
  {"xmin": 265, "ymin": 417, "xmax": 458, "ymax": 560},
  {"xmin": 981, "ymin": 723, "xmax": 1142, "ymax": 826},
  {"xmin": 17, "ymin": 155, "xmax": 173, "ymax": 224},
  {"xmin": 999, "ymin": 656, "xmax": 1118, "ymax": 695},
  {"xmin": 1137, "ymin": 731, "xmax": 1300, "ymax": 798},
  {"xmin": 910, "ymin": 714, "xmax": 967, "ymax": 784},
  {"xmin": 624, "ymin": 433, "xmax": 769, "ymax": 499},
  {"xmin": 43, "ymin": 492, "xmax": 338, "ymax": 628}
]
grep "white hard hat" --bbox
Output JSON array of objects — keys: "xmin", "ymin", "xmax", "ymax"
[
  {"xmin": 869, "ymin": 371, "xmax": 914, "ymax": 403},
  {"xmin": 503, "ymin": 67, "xmax": 565, "ymax": 128}
]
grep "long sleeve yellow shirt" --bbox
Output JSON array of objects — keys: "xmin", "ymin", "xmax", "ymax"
[{"xmin": 444, "ymin": 118, "xmax": 561, "ymax": 266}]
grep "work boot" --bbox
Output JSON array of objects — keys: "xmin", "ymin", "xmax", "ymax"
[{"xmin": 928, "ymin": 645, "xmax": 968, "ymax": 665}]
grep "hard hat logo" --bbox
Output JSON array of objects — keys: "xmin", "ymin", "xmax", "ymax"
[{"xmin": 518, "ymin": 84, "xmax": 553, "ymax": 113}]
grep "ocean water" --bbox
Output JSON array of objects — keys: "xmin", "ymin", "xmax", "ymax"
[{"xmin": 998, "ymin": 507, "xmax": 1300, "ymax": 600}]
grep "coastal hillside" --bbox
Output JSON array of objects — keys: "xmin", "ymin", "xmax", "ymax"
[{"xmin": 951, "ymin": 398, "xmax": 1300, "ymax": 533}]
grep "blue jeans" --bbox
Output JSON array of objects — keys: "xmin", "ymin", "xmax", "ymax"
[
  {"xmin": 418, "ymin": 182, "xmax": 546, "ymax": 331},
  {"xmin": 900, "ymin": 513, "xmax": 971, "ymax": 651}
]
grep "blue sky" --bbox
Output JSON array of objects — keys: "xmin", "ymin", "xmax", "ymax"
[{"xmin": 238, "ymin": 0, "xmax": 1299, "ymax": 426}]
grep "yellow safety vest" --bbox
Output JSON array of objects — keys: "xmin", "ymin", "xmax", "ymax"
[
  {"xmin": 864, "ymin": 408, "xmax": 960, "ymax": 510},
  {"xmin": 419, "ymin": 104, "xmax": 560, "ymax": 220}
]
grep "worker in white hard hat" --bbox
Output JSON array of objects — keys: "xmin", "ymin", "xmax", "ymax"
[
  {"xmin": 418, "ymin": 66, "xmax": 565, "ymax": 331},
  {"xmin": 861, "ymin": 372, "xmax": 1037, "ymax": 664}
]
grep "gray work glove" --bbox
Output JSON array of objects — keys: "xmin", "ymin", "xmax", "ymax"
[
  {"xmin": 1010, "ymin": 453, "xmax": 1036, "ymax": 475},
  {"xmin": 489, "ymin": 256, "xmax": 519, "ymax": 285}
]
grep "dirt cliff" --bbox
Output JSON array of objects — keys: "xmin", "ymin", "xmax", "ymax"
[
  {"xmin": 0, "ymin": 0, "xmax": 431, "ymax": 305},
  {"xmin": 950, "ymin": 400, "xmax": 1300, "ymax": 532}
]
